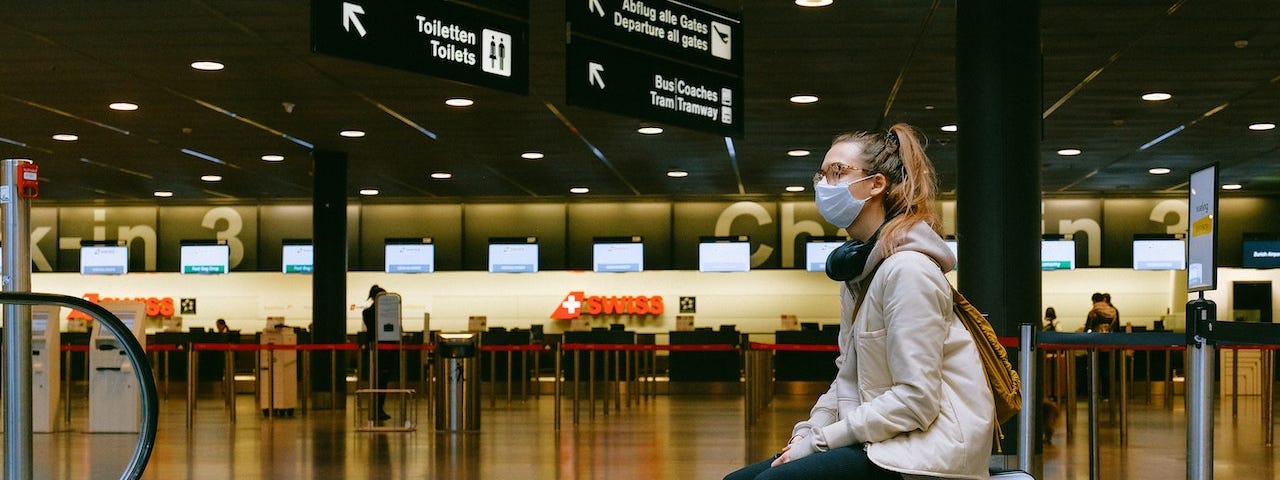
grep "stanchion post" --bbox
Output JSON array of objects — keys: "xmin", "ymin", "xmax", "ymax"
[
  {"xmin": 1088, "ymin": 348, "xmax": 1100, "ymax": 480},
  {"xmin": 554, "ymin": 343, "xmax": 562, "ymax": 430},
  {"xmin": 187, "ymin": 346, "xmax": 197, "ymax": 428},
  {"xmin": 225, "ymin": 349, "xmax": 236, "ymax": 423},
  {"xmin": 1017, "ymin": 324, "xmax": 1035, "ymax": 474},
  {"xmin": 1186, "ymin": 297, "xmax": 1216, "ymax": 480}
]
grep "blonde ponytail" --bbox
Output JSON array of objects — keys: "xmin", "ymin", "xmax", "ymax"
[{"xmin": 830, "ymin": 123, "xmax": 941, "ymax": 257}]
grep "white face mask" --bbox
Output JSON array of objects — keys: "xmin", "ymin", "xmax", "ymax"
[{"xmin": 814, "ymin": 175, "xmax": 874, "ymax": 228}]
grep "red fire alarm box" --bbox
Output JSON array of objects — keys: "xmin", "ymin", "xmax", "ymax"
[{"xmin": 17, "ymin": 162, "xmax": 37, "ymax": 198}]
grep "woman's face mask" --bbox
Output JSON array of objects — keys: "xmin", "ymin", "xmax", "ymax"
[{"xmin": 814, "ymin": 174, "xmax": 874, "ymax": 229}]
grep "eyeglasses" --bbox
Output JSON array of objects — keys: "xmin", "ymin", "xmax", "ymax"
[{"xmin": 813, "ymin": 163, "xmax": 871, "ymax": 185}]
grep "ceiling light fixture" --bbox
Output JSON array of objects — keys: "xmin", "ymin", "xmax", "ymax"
[
  {"xmin": 190, "ymin": 61, "xmax": 224, "ymax": 71},
  {"xmin": 430, "ymin": 172, "xmax": 453, "ymax": 179},
  {"xmin": 940, "ymin": 124, "xmax": 958, "ymax": 132},
  {"xmin": 339, "ymin": 130, "xmax": 366, "ymax": 138},
  {"xmin": 153, "ymin": 191, "xmax": 174, "ymax": 198},
  {"xmin": 1148, "ymin": 167, "xmax": 1172, "ymax": 175},
  {"xmin": 794, "ymin": 0, "xmax": 833, "ymax": 6},
  {"xmin": 637, "ymin": 126, "xmax": 664, "ymax": 135},
  {"xmin": 261, "ymin": 154, "xmax": 284, "ymax": 162},
  {"xmin": 667, "ymin": 169, "xmax": 689, "ymax": 178},
  {"xmin": 569, "ymin": 187, "xmax": 590, "ymax": 194},
  {"xmin": 359, "ymin": 189, "xmax": 380, "ymax": 196},
  {"xmin": 200, "ymin": 175, "xmax": 222, "ymax": 182},
  {"xmin": 1141, "ymin": 92, "xmax": 1172, "ymax": 101},
  {"xmin": 109, "ymin": 102, "xmax": 139, "ymax": 111},
  {"xmin": 1221, "ymin": 184, "xmax": 1242, "ymax": 191},
  {"xmin": 521, "ymin": 151, "xmax": 544, "ymax": 160},
  {"xmin": 1056, "ymin": 148, "xmax": 1082, "ymax": 156},
  {"xmin": 445, "ymin": 97, "xmax": 474, "ymax": 107},
  {"xmin": 51, "ymin": 133, "xmax": 79, "ymax": 142},
  {"xmin": 1248, "ymin": 122, "xmax": 1275, "ymax": 131},
  {"xmin": 789, "ymin": 95, "xmax": 819, "ymax": 104},
  {"xmin": 785, "ymin": 185, "xmax": 806, "ymax": 192},
  {"xmin": 786, "ymin": 149, "xmax": 810, "ymax": 157}
]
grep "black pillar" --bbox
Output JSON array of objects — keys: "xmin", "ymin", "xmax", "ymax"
[
  {"xmin": 311, "ymin": 150, "xmax": 349, "ymax": 408},
  {"xmin": 956, "ymin": 0, "xmax": 1040, "ymax": 454}
]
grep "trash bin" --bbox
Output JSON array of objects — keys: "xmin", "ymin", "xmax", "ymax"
[{"xmin": 434, "ymin": 333, "xmax": 479, "ymax": 431}]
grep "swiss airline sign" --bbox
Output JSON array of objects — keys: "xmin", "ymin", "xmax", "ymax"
[{"xmin": 550, "ymin": 291, "xmax": 665, "ymax": 320}]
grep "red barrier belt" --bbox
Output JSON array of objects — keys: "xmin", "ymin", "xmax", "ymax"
[
  {"xmin": 998, "ymin": 337, "xmax": 1019, "ymax": 348},
  {"xmin": 481, "ymin": 344, "xmax": 544, "ymax": 352},
  {"xmin": 1039, "ymin": 343, "xmax": 1187, "ymax": 352},
  {"xmin": 748, "ymin": 342, "xmax": 838, "ymax": 352},
  {"xmin": 189, "ymin": 343, "xmax": 359, "ymax": 352},
  {"xmin": 147, "ymin": 344, "xmax": 183, "ymax": 352},
  {"xmin": 375, "ymin": 343, "xmax": 436, "ymax": 351},
  {"xmin": 560, "ymin": 343, "xmax": 737, "ymax": 352},
  {"xmin": 60, "ymin": 344, "xmax": 89, "ymax": 352}
]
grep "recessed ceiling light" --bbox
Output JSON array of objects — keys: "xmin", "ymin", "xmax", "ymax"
[
  {"xmin": 190, "ymin": 61, "xmax": 224, "ymax": 71},
  {"xmin": 430, "ymin": 172, "xmax": 453, "ymax": 179},
  {"xmin": 667, "ymin": 169, "xmax": 689, "ymax": 178},
  {"xmin": 339, "ymin": 130, "xmax": 366, "ymax": 138},
  {"xmin": 1148, "ymin": 167, "xmax": 1172, "ymax": 175},
  {"xmin": 1056, "ymin": 148, "xmax": 1082, "ymax": 156},
  {"xmin": 1141, "ymin": 92, "xmax": 1172, "ymax": 101},
  {"xmin": 924, "ymin": 104, "xmax": 936, "ymax": 110},
  {"xmin": 200, "ymin": 175, "xmax": 222, "ymax": 182},
  {"xmin": 785, "ymin": 185, "xmax": 806, "ymax": 192},
  {"xmin": 359, "ymin": 189, "xmax": 380, "ymax": 196},
  {"xmin": 521, "ymin": 151, "xmax": 544, "ymax": 160},
  {"xmin": 109, "ymin": 102, "xmax": 138, "ymax": 111},
  {"xmin": 789, "ymin": 95, "xmax": 819, "ymax": 104},
  {"xmin": 445, "ymin": 97, "xmax": 474, "ymax": 107},
  {"xmin": 569, "ymin": 187, "xmax": 590, "ymax": 194},
  {"xmin": 1248, "ymin": 122, "xmax": 1276, "ymax": 131},
  {"xmin": 795, "ymin": 0, "xmax": 833, "ymax": 6},
  {"xmin": 51, "ymin": 133, "xmax": 79, "ymax": 142},
  {"xmin": 153, "ymin": 191, "xmax": 174, "ymax": 198},
  {"xmin": 261, "ymin": 154, "xmax": 284, "ymax": 162},
  {"xmin": 787, "ymin": 149, "xmax": 811, "ymax": 157},
  {"xmin": 637, "ymin": 126, "xmax": 664, "ymax": 135},
  {"xmin": 1221, "ymin": 184, "xmax": 1242, "ymax": 191},
  {"xmin": 941, "ymin": 124, "xmax": 958, "ymax": 132}
]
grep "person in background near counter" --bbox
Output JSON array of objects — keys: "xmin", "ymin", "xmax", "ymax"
[
  {"xmin": 1103, "ymin": 292, "xmax": 1120, "ymax": 327},
  {"xmin": 1043, "ymin": 307, "xmax": 1059, "ymax": 332},
  {"xmin": 1084, "ymin": 292, "xmax": 1118, "ymax": 333},
  {"xmin": 215, "ymin": 318, "xmax": 230, "ymax": 333},
  {"xmin": 725, "ymin": 124, "xmax": 994, "ymax": 480},
  {"xmin": 363, "ymin": 285, "xmax": 391, "ymax": 421}
]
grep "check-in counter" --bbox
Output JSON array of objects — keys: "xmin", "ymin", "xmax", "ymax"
[
  {"xmin": 480, "ymin": 327, "xmax": 532, "ymax": 381},
  {"xmin": 774, "ymin": 325, "xmax": 839, "ymax": 382},
  {"xmin": 668, "ymin": 327, "xmax": 741, "ymax": 382},
  {"xmin": 561, "ymin": 328, "xmax": 636, "ymax": 381}
]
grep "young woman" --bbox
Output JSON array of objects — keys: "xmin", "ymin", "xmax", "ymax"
[{"xmin": 726, "ymin": 124, "xmax": 994, "ymax": 480}]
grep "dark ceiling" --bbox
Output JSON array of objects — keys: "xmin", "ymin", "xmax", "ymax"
[{"xmin": 0, "ymin": 1, "xmax": 1276, "ymax": 203}]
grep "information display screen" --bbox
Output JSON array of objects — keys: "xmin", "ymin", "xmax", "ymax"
[
  {"xmin": 699, "ymin": 237, "xmax": 750, "ymax": 272},
  {"xmin": 80, "ymin": 245, "xmax": 128, "ymax": 275},
  {"xmin": 489, "ymin": 238, "xmax": 538, "ymax": 273},
  {"xmin": 180, "ymin": 244, "xmax": 229, "ymax": 274},
  {"xmin": 1242, "ymin": 236, "xmax": 1280, "ymax": 269},
  {"xmin": 1041, "ymin": 240, "xmax": 1076, "ymax": 271},
  {"xmin": 1133, "ymin": 238, "xmax": 1186, "ymax": 270},
  {"xmin": 385, "ymin": 241, "xmax": 435, "ymax": 273},
  {"xmin": 593, "ymin": 237, "xmax": 643, "ymax": 273},
  {"xmin": 804, "ymin": 239, "xmax": 845, "ymax": 272},
  {"xmin": 281, "ymin": 241, "xmax": 313, "ymax": 274}
]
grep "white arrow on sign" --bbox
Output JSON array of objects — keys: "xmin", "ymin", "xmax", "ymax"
[
  {"xmin": 588, "ymin": 0, "xmax": 605, "ymax": 17},
  {"xmin": 342, "ymin": 2, "xmax": 367, "ymax": 37},
  {"xmin": 588, "ymin": 62, "xmax": 606, "ymax": 89}
]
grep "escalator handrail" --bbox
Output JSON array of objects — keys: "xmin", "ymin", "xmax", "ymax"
[{"xmin": 0, "ymin": 292, "xmax": 158, "ymax": 480}]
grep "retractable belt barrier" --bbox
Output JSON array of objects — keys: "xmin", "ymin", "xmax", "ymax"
[
  {"xmin": 185, "ymin": 342, "xmax": 361, "ymax": 426},
  {"xmin": 479, "ymin": 344, "xmax": 545, "ymax": 406}
]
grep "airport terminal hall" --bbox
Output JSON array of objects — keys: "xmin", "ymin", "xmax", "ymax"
[{"xmin": 2, "ymin": 1, "xmax": 1280, "ymax": 479}]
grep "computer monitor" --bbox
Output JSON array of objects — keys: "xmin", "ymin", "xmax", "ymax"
[
  {"xmin": 804, "ymin": 237, "xmax": 846, "ymax": 272},
  {"xmin": 385, "ymin": 238, "xmax": 435, "ymax": 273},
  {"xmin": 180, "ymin": 241, "xmax": 230, "ymax": 274},
  {"xmin": 489, "ymin": 237, "xmax": 538, "ymax": 273},
  {"xmin": 593, "ymin": 236, "xmax": 644, "ymax": 273},
  {"xmin": 80, "ymin": 242, "xmax": 128, "ymax": 275},
  {"xmin": 1041, "ymin": 239, "xmax": 1075, "ymax": 271},
  {"xmin": 281, "ymin": 239, "xmax": 313, "ymax": 274},
  {"xmin": 1242, "ymin": 234, "xmax": 1280, "ymax": 269},
  {"xmin": 1132, "ymin": 236, "xmax": 1185, "ymax": 270},
  {"xmin": 698, "ymin": 236, "xmax": 750, "ymax": 272}
]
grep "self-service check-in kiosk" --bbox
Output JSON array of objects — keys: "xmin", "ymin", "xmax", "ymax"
[
  {"xmin": 375, "ymin": 293, "xmax": 402, "ymax": 343},
  {"xmin": 31, "ymin": 305, "xmax": 61, "ymax": 433},
  {"xmin": 89, "ymin": 301, "xmax": 147, "ymax": 433},
  {"xmin": 259, "ymin": 317, "xmax": 298, "ymax": 416}
]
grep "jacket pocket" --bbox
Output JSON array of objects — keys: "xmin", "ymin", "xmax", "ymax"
[{"xmin": 856, "ymin": 327, "xmax": 891, "ymax": 391}]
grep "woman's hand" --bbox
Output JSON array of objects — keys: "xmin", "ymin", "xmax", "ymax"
[{"xmin": 770, "ymin": 443, "xmax": 793, "ymax": 467}]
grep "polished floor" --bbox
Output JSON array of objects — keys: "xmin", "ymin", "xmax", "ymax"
[{"xmin": 5, "ymin": 384, "xmax": 1279, "ymax": 479}]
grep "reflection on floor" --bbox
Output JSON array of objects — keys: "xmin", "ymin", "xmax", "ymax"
[{"xmin": 3, "ymin": 387, "xmax": 1277, "ymax": 479}]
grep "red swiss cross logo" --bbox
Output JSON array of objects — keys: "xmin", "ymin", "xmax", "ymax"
[{"xmin": 550, "ymin": 291, "xmax": 585, "ymax": 320}]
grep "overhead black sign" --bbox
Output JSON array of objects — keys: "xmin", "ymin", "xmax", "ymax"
[
  {"xmin": 566, "ymin": 0, "xmax": 743, "ymax": 137},
  {"xmin": 311, "ymin": 0, "xmax": 528, "ymax": 94},
  {"xmin": 567, "ymin": 36, "xmax": 741, "ymax": 137}
]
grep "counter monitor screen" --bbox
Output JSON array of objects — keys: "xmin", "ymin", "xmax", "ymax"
[
  {"xmin": 1041, "ymin": 240, "xmax": 1076, "ymax": 271},
  {"xmin": 805, "ymin": 238, "xmax": 845, "ymax": 272},
  {"xmin": 80, "ymin": 245, "xmax": 128, "ymax": 275},
  {"xmin": 593, "ymin": 237, "xmax": 643, "ymax": 273},
  {"xmin": 489, "ymin": 238, "xmax": 538, "ymax": 273},
  {"xmin": 385, "ymin": 240, "xmax": 435, "ymax": 273},
  {"xmin": 1133, "ymin": 238, "xmax": 1186, "ymax": 270},
  {"xmin": 1242, "ymin": 236, "xmax": 1280, "ymax": 269},
  {"xmin": 699, "ymin": 236, "xmax": 750, "ymax": 272},
  {"xmin": 281, "ymin": 241, "xmax": 313, "ymax": 274},
  {"xmin": 180, "ymin": 243, "xmax": 230, "ymax": 274}
]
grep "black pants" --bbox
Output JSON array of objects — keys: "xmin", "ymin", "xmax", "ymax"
[{"xmin": 724, "ymin": 445, "xmax": 902, "ymax": 480}]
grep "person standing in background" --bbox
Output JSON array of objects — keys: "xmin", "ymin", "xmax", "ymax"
[
  {"xmin": 1043, "ymin": 307, "xmax": 1059, "ymax": 332},
  {"xmin": 1085, "ymin": 292, "xmax": 1118, "ymax": 333}
]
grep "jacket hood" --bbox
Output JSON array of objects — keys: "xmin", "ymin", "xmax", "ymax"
[{"xmin": 851, "ymin": 220, "xmax": 954, "ymax": 283}]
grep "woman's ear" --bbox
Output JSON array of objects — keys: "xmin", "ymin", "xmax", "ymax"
[{"xmin": 868, "ymin": 173, "xmax": 888, "ymax": 196}]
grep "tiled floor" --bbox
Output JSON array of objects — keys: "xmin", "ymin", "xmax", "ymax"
[{"xmin": 5, "ymin": 385, "xmax": 1279, "ymax": 479}]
